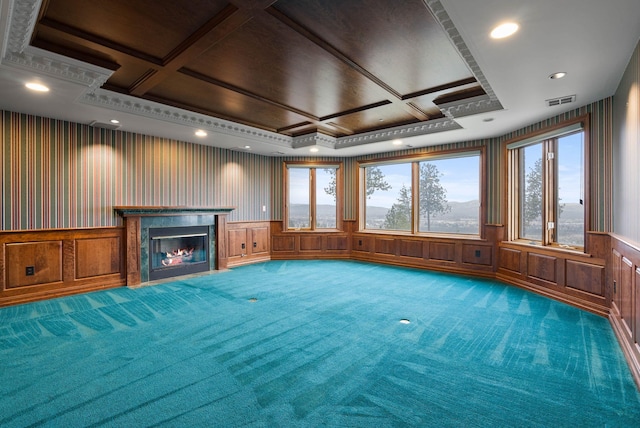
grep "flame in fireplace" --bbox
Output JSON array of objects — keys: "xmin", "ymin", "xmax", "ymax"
[{"xmin": 161, "ymin": 248, "xmax": 195, "ymax": 266}]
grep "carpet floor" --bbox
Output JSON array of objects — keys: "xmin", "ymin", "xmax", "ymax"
[{"xmin": 1, "ymin": 260, "xmax": 639, "ymax": 427}]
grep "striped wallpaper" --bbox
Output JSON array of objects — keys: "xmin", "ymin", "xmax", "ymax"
[
  {"xmin": 1, "ymin": 111, "xmax": 272, "ymax": 229},
  {"xmin": 1, "ymin": 97, "xmax": 612, "ymax": 232},
  {"xmin": 612, "ymin": 39, "xmax": 640, "ymax": 242}
]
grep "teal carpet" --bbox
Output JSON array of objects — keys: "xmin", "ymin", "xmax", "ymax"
[{"xmin": 1, "ymin": 260, "xmax": 639, "ymax": 427}]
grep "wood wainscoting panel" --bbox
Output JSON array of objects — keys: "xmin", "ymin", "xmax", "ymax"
[
  {"xmin": 635, "ymin": 267, "xmax": 640, "ymax": 346},
  {"xmin": 272, "ymin": 235, "xmax": 296, "ymax": 252},
  {"xmin": 251, "ymin": 227, "xmax": 270, "ymax": 255},
  {"xmin": 76, "ymin": 237, "xmax": 121, "ymax": 279},
  {"xmin": 228, "ymin": 228, "xmax": 248, "ymax": 258},
  {"xmin": 612, "ymin": 249, "xmax": 622, "ymax": 317},
  {"xmin": 527, "ymin": 253, "xmax": 557, "ymax": 283},
  {"xmin": 621, "ymin": 256, "xmax": 634, "ymax": 340},
  {"xmin": 300, "ymin": 235, "xmax": 323, "ymax": 251},
  {"xmin": 429, "ymin": 241, "xmax": 455, "ymax": 262},
  {"xmin": 6, "ymin": 241, "xmax": 63, "ymax": 288},
  {"xmin": 375, "ymin": 237, "xmax": 395, "ymax": 255},
  {"xmin": 462, "ymin": 244, "xmax": 492, "ymax": 266},
  {"xmin": 399, "ymin": 239, "xmax": 423, "ymax": 258},
  {"xmin": 499, "ymin": 247, "xmax": 521, "ymax": 273},
  {"xmin": 353, "ymin": 235, "xmax": 373, "ymax": 253},
  {"xmin": 326, "ymin": 235, "xmax": 348, "ymax": 251},
  {"xmin": 565, "ymin": 260, "xmax": 605, "ymax": 296},
  {"xmin": 0, "ymin": 227, "xmax": 126, "ymax": 306}
]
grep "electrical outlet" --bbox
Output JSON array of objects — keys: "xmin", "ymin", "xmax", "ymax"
[
  {"xmin": 25, "ymin": 266, "xmax": 35, "ymax": 276},
  {"xmin": 475, "ymin": 250, "xmax": 481, "ymax": 257},
  {"xmin": 241, "ymin": 243, "xmax": 246, "ymax": 249}
]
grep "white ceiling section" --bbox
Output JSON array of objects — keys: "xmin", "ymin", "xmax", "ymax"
[{"xmin": 0, "ymin": 0, "xmax": 639, "ymax": 157}]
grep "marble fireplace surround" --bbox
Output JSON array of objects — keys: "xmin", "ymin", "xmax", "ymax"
[{"xmin": 115, "ymin": 206, "xmax": 235, "ymax": 286}]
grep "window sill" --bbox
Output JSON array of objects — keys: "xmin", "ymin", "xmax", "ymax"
[
  {"xmin": 284, "ymin": 229, "xmax": 345, "ymax": 233},
  {"xmin": 358, "ymin": 229, "xmax": 483, "ymax": 241},
  {"xmin": 502, "ymin": 240, "xmax": 591, "ymax": 257}
]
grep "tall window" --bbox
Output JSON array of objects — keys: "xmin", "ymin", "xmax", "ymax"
[
  {"xmin": 285, "ymin": 162, "xmax": 342, "ymax": 230},
  {"xmin": 360, "ymin": 149, "xmax": 483, "ymax": 236},
  {"xmin": 507, "ymin": 118, "xmax": 587, "ymax": 249}
]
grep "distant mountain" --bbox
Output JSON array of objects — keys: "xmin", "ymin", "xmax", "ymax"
[{"xmin": 290, "ymin": 201, "xmax": 584, "ymax": 221}]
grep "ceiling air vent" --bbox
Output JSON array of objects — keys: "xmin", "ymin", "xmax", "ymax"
[
  {"xmin": 88, "ymin": 120, "xmax": 121, "ymax": 130},
  {"xmin": 546, "ymin": 95, "xmax": 576, "ymax": 107}
]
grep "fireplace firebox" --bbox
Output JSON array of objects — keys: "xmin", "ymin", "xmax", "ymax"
[{"xmin": 149, "ymin": 226, "xmax": 210, "ymax": 280}]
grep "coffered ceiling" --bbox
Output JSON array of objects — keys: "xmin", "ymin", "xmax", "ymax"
[{"xmin": 0, "ymin": 0, "xmax": 639, "ymax": 156}]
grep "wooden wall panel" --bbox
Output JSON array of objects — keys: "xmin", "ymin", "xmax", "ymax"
[
  {"xmin": 76, "ymin": 237, "xmax": 121, "ymax": 278},
  {"xmin": 565, "ymin": 260, "xmax": 605, "ymax": 296},
  {"xmin": 462, "ymin": 244, "xmax": 492, "ymax": 266},
  {"xmin": 353, "ymin": 236, "xmax": 373, "ymax": 253},
  {"xmin": 429, "ymin": 242, "xmax": 455, "ymax": 262},
  {"xmin": 621, "ymin": 256, "xmax": 634, "ymax": 339},
  {"xmin": 527, "ymin": 253, "xmax": 556, "ymax": 283},
  {"xmin": 272, "ymin": 236, "xmax": 295, "ymax": 252},
  {"xmin": 326, "ymin": 236, "xmax": 348, "ymax": 251},
  {"xmin": 499, "ymin": 248, "xmax": 521, "ymax": 273},
  {"xmin": 251, "ymin": 227, "xmax": 269, "ymax": 254},
  {"xmin": 0, "ymin": 228, "xmax": 125, "ymax": 306},
  {"xmin": 300, "ymin": 236, "xmax": 322, "ymax": 251},
  {"xmin": 6, "ymin": 241, "xmax": 63, "ymax": 288},
  {"xmin": 375, "ymin": 238, "xmax": 395, "ymax": 255},
  {"xmin": 228, "ymin": 228, "xmax": 247, "ymax": 257},
  {"xmin": 399, "ymin": 240, "xmax": 423, "ymax": 258}
]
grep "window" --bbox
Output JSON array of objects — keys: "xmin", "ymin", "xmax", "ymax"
[
  {"xmin": 285, "ymin": 162, "xmax": 342, "ymax": 230},
  {"xmin": 507, "ymin": 117, "xmax": 587, "ymax": 250},
  {"xmin": 360, "ymin": 149, "xmax": 483, "ymax": 236}
]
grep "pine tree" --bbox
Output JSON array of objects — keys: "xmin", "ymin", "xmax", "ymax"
[
  {"xmin": 419, "ymin": 163, "xmax": 450, "ymax": 231},
  {"xmin": 383, "ymin": 184, "xmax": 412, "ymax": 230}
]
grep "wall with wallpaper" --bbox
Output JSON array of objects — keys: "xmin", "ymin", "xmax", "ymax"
[{"xmin": 1, "ymin": 95, "xmax": 611, "ymax": 232}]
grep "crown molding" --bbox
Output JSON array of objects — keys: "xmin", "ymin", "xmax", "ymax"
[
  {"xmin": 79, "ymin": 88, "xmax": 293, "ymax": 147},
  {"xmin": 292, "ymin": 133, "xmax": 337, "ymax": 149},
  {"xmin": 438, "ymin": 95, "xmax": 504, "ymax": 119},
  {"xmin": 334, "ymin": 117, "xmax": 461, "ymax": 149}
]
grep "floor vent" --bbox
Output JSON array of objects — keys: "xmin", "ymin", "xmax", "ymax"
[{"xmin": 546, "ymin": 95, "xmax": 576, "ymax": 107}]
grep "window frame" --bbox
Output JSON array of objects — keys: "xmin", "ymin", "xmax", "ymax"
[
  {"xmin": 283, "ymin": 161, "xmax": 344, "ymax": 232},
  {"xmin": 505, "ymin": 115, "xmax": 590, "ymax": 252},
  {"xmin": 357, "ymin": 147, "xmax": 486, "ymax": 238}
]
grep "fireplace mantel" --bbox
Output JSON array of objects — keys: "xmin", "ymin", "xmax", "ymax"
[
  {"xmin": 115, "ymin": 206, "xmax": 235, "ymax": 285},
  {"xmin": 115, "ymin": 206, "xmax": 235, "ymax": 217}
]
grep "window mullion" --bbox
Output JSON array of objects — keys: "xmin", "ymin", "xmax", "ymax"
[
  {"xmin": 411, "ymin": 162, "xmax": 420, "ymax": 234},
  {"xmin": 543, "ymin": 139, "xmax": 556, "ymax": 245},
  {"xmin": 309, "ymin": 168, "xmax": 316, "ymax": 230}
]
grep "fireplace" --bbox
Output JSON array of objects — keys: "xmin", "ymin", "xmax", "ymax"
[
  {"xmin": 149, "ymin": 226, "xmax": 210, "ymax": 280},
  {"xmin": 114, "ymin": 206, "xmax": 235, "ymax": 286}
]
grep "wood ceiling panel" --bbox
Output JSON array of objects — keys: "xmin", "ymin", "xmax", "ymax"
[
  {"xmin": 185, "ymin": 13, "xmax": 391, "ymax": 119},
  {"xmin": 30, "ymin": 0, "xmax": 488, "ymax": 138},
  {"xmin": 147, "ymin": 73, "xmax": 312, "ymax": 133},
  {"xmin": 272, "ymin": 0, "xmax": 475, "ymax": 96},
  {"xmin": 40, "ymin": 0, "xmax": 231, "ymax": 60},
  {"xmin": 326, "ymin": 104, "xmax": 419, "ymax": 135}
]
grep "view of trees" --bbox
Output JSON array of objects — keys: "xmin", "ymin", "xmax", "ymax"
[
  {"xmin": 323, "ymin": 166, "xmax": 391, "ymax": 200},
  {"xmin": 522, "ymin": 157, "xmax": 565, "ymax": 239},
  {"xmin": 382, "ymin": 163, "xmax": 451, "ymax": 231}
]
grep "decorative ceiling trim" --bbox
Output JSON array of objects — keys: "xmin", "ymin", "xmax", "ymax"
[
  {"xmin": 1, "ymin": 0, "xmax": 112, "ymax": 90},
  {"xmin": 334, "ymin": 117, "xmax": 461, "ymax": 149},
  {"xmin": 425, "ymin": 0, "xmax": 503, "ymax": 106},
  {"xmin": 3, "ymin": 0, "xmax": 40, "ymax": 54},
  {"xmin": 79, "ymin": 88, "xmax": 293, "ymax": 147},
  {"xmin": 291, "ymin": 133, "xmax": 337, "ymax": 149},
  {"xmin": 438, "ymin": 94, "xmax": 504, "ymax": 119}
]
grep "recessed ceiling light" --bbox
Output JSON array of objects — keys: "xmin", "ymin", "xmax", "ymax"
[
  {"xmin": 25, "ymin": 82, "xmax": 49, "ymax": 92},
  {"xmin": 483, "ymin": 117, "xmax": 494, "ymax": 122},
  {"xmin": 392, "ymin": 139, "xmax": 403, "ymax": 146},
  {"xmin": 195, "ymin": 130, "xmax": 207, "ymax": 137},
  {"xmin": 490, "ymin": 22, "xmax": 519, "ymax": 39},
  {"xmin": 549, "ymin": 72, "xmax": 567, "ymax": 80},
  {"xmin": 309, "ymin": 147, "xmax": 319, "ymax": 153},
  {"xmin": 244, "ymin": 145, "xmax": 251, "ymax": 149},
  {"xmin": 110, "ymin": 119, "xmax": 120, "ymax": 124}
]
